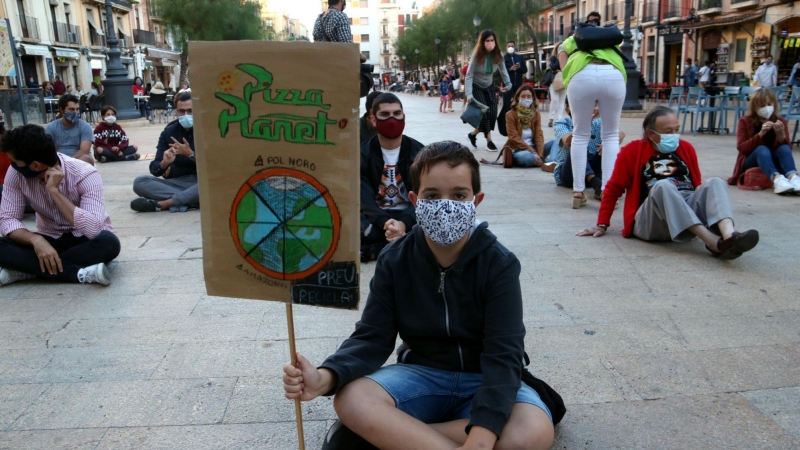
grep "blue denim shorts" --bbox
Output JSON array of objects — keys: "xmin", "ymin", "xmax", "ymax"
[{"xmin": 365, "ymin": 363, "xmax": 552, "ymax": 424}]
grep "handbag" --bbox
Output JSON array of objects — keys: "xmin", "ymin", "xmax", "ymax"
[
  {"xmin": 541, "ymin": 69, "xmax": 555, "ymax": 87},
  {"xmin": 552, "ymin": 72, "xmax": 565, "ymax": 91},
  {"xmin": 479, "ymin": 146, "xmax": 514, "ymax": 168},
  {"xmin": 737, "ymin": 167, "xmax": 774, "ymax": 190},
  {"xmin": 572, "ymin": 22, "xmax": 629, "ymax": 62},
  {"xmin": 460, "ymin": 103, "xmax": 484, "ymax": 129}
]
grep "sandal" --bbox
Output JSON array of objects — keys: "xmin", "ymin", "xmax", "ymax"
[{"xmin": 572, "ymin": 192, "xmax": 587, "ymax": 209}]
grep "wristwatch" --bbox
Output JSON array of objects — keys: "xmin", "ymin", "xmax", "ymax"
[
  {"xmin": 189, "ymin": 153, "xmax": 196, "ymax": 162},
  {"xmin": 597, "ymin": 224, "xmax": 608, "ymax": 230}
]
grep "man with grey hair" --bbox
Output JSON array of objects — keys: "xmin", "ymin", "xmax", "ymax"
[{"xmin": 578, "ymin": 107, "xmax": 759, "ymax": 260}]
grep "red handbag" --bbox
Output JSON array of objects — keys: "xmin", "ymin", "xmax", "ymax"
[{"xmin": 737, "ymin": 167, "xmax": 774, "ymax": 190}]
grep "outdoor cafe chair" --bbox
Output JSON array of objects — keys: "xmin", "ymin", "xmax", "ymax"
[
  {"xmin": 783, "ymin": 87, "xmax": 800, "ymax": 145},
  {"xmin": 720, "ymin": 86, "xmax": 744, "ymax": 135},
  {"xmin": 682, "ymin": 87, "xmax": 724, "ymax": 136},
  {"xmin": 666, "ymin": 86, "xmax": 686, "ymax": 121}
]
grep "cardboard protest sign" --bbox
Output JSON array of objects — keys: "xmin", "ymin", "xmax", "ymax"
[{"xmin": 191, "ymin": 41, "xmax": 361, "ymax": 309}]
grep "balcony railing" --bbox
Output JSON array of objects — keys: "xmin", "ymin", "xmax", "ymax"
[
  {"xmin": 54, "ymin": 22, "xmax": 81, "ymax": 44},
  {"xmin": 19, "ymin": 15, "xmax": 40, "ymax": 40},
  {"xmin": 641, "ymin": 3, "xmax": 658, "ymax": 23},
  {"xmin": 89, "ymin": 28, "xmax": 105, "ymax": 47},
  {"xmin": 133, "ymin": 28, "xmax": 156, "ymax": 44},
  {"xmin": 154, "ymin": 41, "xmax": 173, "ymax": 50},
  {"xmin": 115, "ymin": 34, "xmax": 134, "ymax": 48},
  {"xmin": 664, "ymin": 8, "xmax": 682, "ymax": 19}
]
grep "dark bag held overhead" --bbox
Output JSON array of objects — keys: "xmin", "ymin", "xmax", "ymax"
[{"xmin": 572, "ymin": 22, "xmax": 630, "ymax": 63}]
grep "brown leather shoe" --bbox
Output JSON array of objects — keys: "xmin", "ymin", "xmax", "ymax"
[{"xmin": 708, "ymin": 230, "xmax": 759, "ymax": 260}]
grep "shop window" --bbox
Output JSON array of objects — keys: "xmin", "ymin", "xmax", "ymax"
[
  {"xmin": 361, "ymin": 34, "xmax": 369, "ymax": 42},
  {"xmin": 735, "ymin": 38, "xmax": 747, "ymax": 62}
]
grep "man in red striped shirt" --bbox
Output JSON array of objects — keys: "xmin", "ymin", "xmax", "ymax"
[{"xmin": 0, "ymin": 125, "xmax": 120, "ymax": 285}]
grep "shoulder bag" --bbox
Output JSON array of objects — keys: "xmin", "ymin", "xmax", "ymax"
[
  {"xmin": 551, "ymin": 72, "xmax": 565, "ymax": 91},
  {"xmin": 571, "ymin": 22, "xmax": 629, "ymax": 62},
  {"xmin": 479, "ymin": 146, "xmax": 514, "ymax": 168}
]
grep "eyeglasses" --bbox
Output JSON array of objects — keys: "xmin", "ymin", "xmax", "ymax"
[{"xmin": 176, "ymin": 108, "xmax": 193, "ymax": 116}]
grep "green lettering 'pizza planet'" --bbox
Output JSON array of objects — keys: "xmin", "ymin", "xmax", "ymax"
[{"xmin": 230, "ymin": 168, "xmax": 340, "ymax": 281}]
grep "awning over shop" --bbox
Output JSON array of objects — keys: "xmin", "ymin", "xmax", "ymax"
[
  {"xmin": 160, "ymin": 59, "xmax": 177, "ymax": 67},
  {"xmin": 86, "ymin": 12, "xmax": 104, "ymax": 36},
  {"xmin": 53, "ymin": 47, "xmax": 80, "ymax": 60},
  {"xmin": 120, "ymin": 56, "xmax": 133, "ymax": 63},
  {"xmin": 146, "ymin": 47, "xmax": 181, "ymax": 61},
  {"xmin": 116, "ymin": 20, "xmax": 128, "ymax": 37},
  {"xmin": 21, "ymin": 44, "xmax": 50, "ymax": 57},
  {"xmin": 682, "ymin": 11, "xmax": 764, "ymax": 29},
  {"xmin": 88, "ymin": 51, "xmax": 105, "ymax": 59}
]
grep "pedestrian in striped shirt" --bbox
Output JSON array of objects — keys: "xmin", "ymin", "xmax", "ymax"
[{"xmin": 0, "ymin": 125, "xmax": 120, "ymax": 286}]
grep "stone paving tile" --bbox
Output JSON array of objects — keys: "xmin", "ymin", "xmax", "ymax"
[
  {"xmin": 0, "ymin": 428, "xmax": 107, "ymax": 449},
  {"xmin": 741, "ymin": 386, "xmax": 800, "ymax": 442},
  {"xmin": 47, "ymin": 314, "xmax": 263, "ymax": 349},
  {"xmin": 222, "ymin": 376, "xmax": 337, "ymax": 424},
  {"xmin": 0, "ymin": 297, "xmax": 69, "ymax": 322},
  {"xmin": 553, "ymin": 394, "xmax": 800, "ymax": 449},
  {"xmin": 0, "ymin": 384, "xmax": 50, "ymax": 430},
  {"xmin": 31, "ymin": 344, "xmax": 171, "ymax": 383},
  {"xmin": 0, "ymin": 320, "xmax": 72, "ymax": 350},
  {"xmin": 50, "ymin": 293, "xmax": 202, "ymax": 320},
  {"xmin": 10, "ymin": 378, "xmax": 236, "ymax": 430},
  {"xmin": 0, "ymin": 349, "xmax": 54, "ymax": 384},
  {"xmin": 654, "ymin": 311, "xmax": 800, "ymax": 351},
  {"xmin": 527, "ymin": 355, "xmax": 641, "ymax": 405},
  {"xmin": 608, "ymin": 343, "xmax": 800, "ymax": 400},
  {"xmin": 95, "ymin": 421, "xmax": 328, "ymax": 450},
  {"xmin": 15, "ymin": 276, "xmax": 155, "ymax": 300}
]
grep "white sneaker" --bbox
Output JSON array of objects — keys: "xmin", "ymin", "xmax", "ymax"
[
  {"xmin": 789, "ymin": 175, "xmax": 800, "ymax": 193},
  {"xmin": 773, "ymin": 175, "xmax": 794, "ymax": 194},
  {"xmin": 0, "ymin": 267, "xmax": 34, "ymax": 286},
  {"xmin": 77, "ymin": 263, "xmax": 110, "ymax": 286}
]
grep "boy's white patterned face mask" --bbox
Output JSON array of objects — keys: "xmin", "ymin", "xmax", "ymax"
[{"xmin": 415, "ymin": 199, "xmax": 476, "ymax": 246}]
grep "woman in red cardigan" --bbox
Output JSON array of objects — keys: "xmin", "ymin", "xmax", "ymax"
[
  {"xmin": 93, "ymin": 106, "xmax": 140, "ymax": 162},
  {"xmin": 731, "ymin": 88, "xmax": 799, "ymax": 194},
  {"xmin": 577, "ymin": 107, "xmax": 759, "ymax": 260}
]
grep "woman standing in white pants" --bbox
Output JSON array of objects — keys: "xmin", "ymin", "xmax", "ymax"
[
  {"xmin": 558, "ymin": 12, "xmax": 627, "ymax": 209},
  {"xmin": 547, "ymin": 48, "xmax": 566, "ymax": 127}
]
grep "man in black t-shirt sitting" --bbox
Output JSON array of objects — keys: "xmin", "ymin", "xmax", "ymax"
[{"xmin": 359, "ymin": 94, "xmax": 424, "ymax": 261}]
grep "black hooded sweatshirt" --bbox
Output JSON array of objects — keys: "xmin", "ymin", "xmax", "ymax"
[{"xmin": 320, "ymin": 222, "xmax": 556, "ymax": 437}]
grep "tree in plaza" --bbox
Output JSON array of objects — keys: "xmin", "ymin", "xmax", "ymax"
[{"xmin": 151, "ymin": 0, "xmax": 265, "ymax": 84}]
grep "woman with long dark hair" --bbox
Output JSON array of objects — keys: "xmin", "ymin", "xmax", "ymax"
[
  {"xmin": 465, "ymin": 29, "xmax": 512, "ymax": 151},
  {"xmin": 503, "ymin": 85, "xmax": 544, "ymax": 167}
]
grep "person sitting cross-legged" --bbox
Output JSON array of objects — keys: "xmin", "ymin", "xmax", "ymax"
[
  {"xmin": 130, "ymin": 92, "xmax": 198, "ymax": 213},
  {"xmin": 45, "ymin": 94, "xmax": 95, "ymax": 166},
  {"xmin": 502, "ymin": 85, "xmax": 545, "ymax": 167},
  {"xmin": 284, "ymin": 141, "xmax": 563, "ymax": 450},
  {"xmin": 578, "ymin": 107, "xmax": 759, "ymax": 260},
  {"xmin": 731, "ymin": 87, "xmax": 800, "ymax": 194},
  {"xmin": 359, "ymin": 93, "xmax": 424, "ymax": 261},
  {"xmin": 93, "ymin": 106, "xmax": 141, "ymax": 163},
  {"xmin": 0, "ymin": 125, "xmax": 119, "ymax": 286}
]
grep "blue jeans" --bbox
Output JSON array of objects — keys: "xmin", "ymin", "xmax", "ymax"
[
  {"xmin": 364, "ymin": 363, "xmax": 552, "ymax": 424},
  {"xmin": 513, "ymin": 150, "xmax": 540, "ymax": 168},
  {"xmin": 138, "ymin": 101, "xmax": 150, "ymax": 118},
  {"xmin": 744, "ymin": 145, "xmax": 797, "ymax": 178}
]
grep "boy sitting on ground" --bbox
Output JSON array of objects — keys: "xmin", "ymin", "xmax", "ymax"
[{"xmin": 284, "ymin": 141, "xmax": 564, "ymax": 449}]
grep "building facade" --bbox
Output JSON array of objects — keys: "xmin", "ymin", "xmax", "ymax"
[{"xmin": 0, "ymin": 0, "xmax": 179, "ymax": 93}]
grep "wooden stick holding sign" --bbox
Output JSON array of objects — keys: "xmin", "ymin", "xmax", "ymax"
[
  {"xmin": 286, "ymin": 304, "xmax": 305, "ymax": 450},
  {"xmin": 190, "ymin": 40, "xmax": 362, "ymax": 450}
]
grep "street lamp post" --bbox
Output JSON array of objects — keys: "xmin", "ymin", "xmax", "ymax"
[
  {"xmin": 415, "ymin": 48, "xmax": 419, "ymax": 79},
  {"xmin": 402, "ymin": 55, "xmax": 406, "ymax": 80},
  {"xmin": 435, "ymin": 37, "xmax": 441, "ymax": 79},
  {"xmin": 473, "ymin": 15, "xmax": 481, "ymax": 38},
  {"xmin": 621, "ymin": 0, "xmax": 642, "ymax": 110},
  {"xmin": 102, "ymin": 0, "xmax": 139, "ymax": 119}
]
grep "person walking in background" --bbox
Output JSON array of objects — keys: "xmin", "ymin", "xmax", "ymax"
[
  {"xmin": 52, "ymin": 76, "xmax": 66, "ymax": 96},
  {"xmin": 732, "ymin": 88, "xmax": 800, "ymax": 194},
  {"xmin": 558, "ymin": 11, "xmax": 626, "ymax": 208},
  {"xmin": 498, "ymin": 40, "xmax": 528, "ymax": 135},
  {"xmin": 681, "ymin": 58, "xmax": 698, "ymax": 89},
  {"xmin": 753, "ymin": 55, "xmax": 777, "ymax": 87},
  {"xmin": 547, "ymin": 47, "xmax": 565, "ymax": 128},
  {"xmin": 465, "ymin": 29, "xmax": 512, "ymax": 152},
  {"xmin": 93, "ymin": 106, "xmax": 140, "ymax": 163},
  {"xmin": 438, "ymin": 74, "xmax": 451, "ymax": 113},
  {"xmin": 698, "ymin": 61, "xmax": 711, "ymax": 87},
  {"xmin": 787, "ymin": 56, "xmax": 800, "ymax": 87}
]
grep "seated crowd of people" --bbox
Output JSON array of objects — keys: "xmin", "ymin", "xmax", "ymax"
[{"xmin": 0, "ymin": 90, "xmax": 197, "ymax": 287}]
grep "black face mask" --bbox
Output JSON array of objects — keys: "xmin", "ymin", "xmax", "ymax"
[
  {"xmin": 589, "ymin": 19, "xmax": 600, "ymax": 25},
  {"xmin": 11, "ymin": 162, "xmax": 46, "ymax": 178}
]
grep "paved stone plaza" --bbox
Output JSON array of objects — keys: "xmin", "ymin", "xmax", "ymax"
[{"xmin": 1, "ymin": 93, "xmax": 799, "ymax": 449}]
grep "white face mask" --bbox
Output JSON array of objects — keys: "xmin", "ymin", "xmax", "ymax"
[
  {"xmin": 415, "ymin": 199, "xmax": 477, "ymax": 246},
  {"xmin": 507, "ymin": 47, "xmax": 515, "ymax": 54},
  {"xmin": 757, "ymin": 105, "xmax": 774, "ymax": 119},
  {"xmin": 519, "ymin": 99, "xmax": 533, "ymax": 108},
  {"xmin": 104, "ymin": 115, "xmax": 116, "ymax": 124}
]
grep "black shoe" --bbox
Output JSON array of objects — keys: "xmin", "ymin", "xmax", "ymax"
[
  {"xmin": 467, "ymin": 133, "xmax": 477, "ymax": 148},
  {"xmin": 321, "ymin": 421, "xmax": 377, "ymax": 450},
  {"xmin": 486, "ymin": 141, "xmax": 498, "ymax": 151},
  {"xmin": 130, "ymin": 198, "xmax": 161, "ymax": 212}
]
